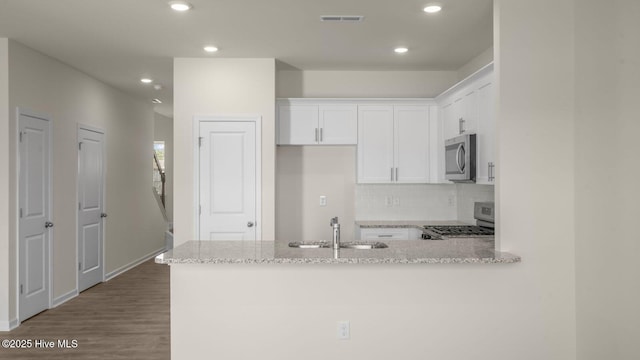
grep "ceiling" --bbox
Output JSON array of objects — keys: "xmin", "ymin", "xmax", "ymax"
[{"xmin": 0, "ymin": 0, "xmax": 493, "ymax": 117}]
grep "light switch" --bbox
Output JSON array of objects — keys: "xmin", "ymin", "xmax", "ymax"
[
  {"xmin": 393, "ymin": 197, "xmax": 400, "ymax": 206},
  {"xmin": 385, "ymin": 196, "xmax": 392, "ymax": 207},
  {"xmin": 320, "ymin": 196, "xmax": 327, "ymax": 206},
  {"xmin": 448, "ymin": 195, "xmax": 456, "ymax": 207},
  {"xmin": 337, "ymin": 321, "xmax": 350, "ymax": 340}
]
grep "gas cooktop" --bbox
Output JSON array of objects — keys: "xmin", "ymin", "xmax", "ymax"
[{"xmin": 422, "ymin": 225, "xmax": 495, "ymax": 239}]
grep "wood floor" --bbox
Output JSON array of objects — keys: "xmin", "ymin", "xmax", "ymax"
[{"xmin": 0, "ymin": 259, "xmax": 170, "ymax": 360}]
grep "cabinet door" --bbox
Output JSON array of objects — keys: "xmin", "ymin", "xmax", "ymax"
[
  {"xmin": 476, "ymin": 79, "xmax": 495, "ymax": 184},
  {"xmin": 319, "ymin": 105, "xmax": 357, "ymax": 145},
  {"xmin": 442, "ymin": 101, "xmax": 459, "ymax": 141},
  {"xmin": 394, "ymin": 106, "xmax": 430, "ymax": 183},
  {"xmin": 357, "ymin": 106, "xmax": 394, "ymax": 183},
  {"xmin": 460, "ymin": 88, "xmax": 478, "ymax": 134},
  {"xmin": 278, "ymin": 104, "xmax": 319, "ymax": 145}
]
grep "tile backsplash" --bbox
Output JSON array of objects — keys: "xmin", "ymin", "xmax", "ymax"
[{"xmin": 355, "ymin": 183, "xmax": 494, "ymax": 223}]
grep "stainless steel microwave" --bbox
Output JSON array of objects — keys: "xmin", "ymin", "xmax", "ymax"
[{"xmin": 445, "ymin": 134, "xmax": 476, "ymax": 182}]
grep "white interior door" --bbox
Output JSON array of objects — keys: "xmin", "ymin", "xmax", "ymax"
[
  {"xmin": 18, "ymin": 112, "xmax": 51, "ymax": 321},
  {"xmin": 199, "ymin": 121, "xmax": 257, "ymax": 241},
  {"xmin": 77, "ymin": 127, "xmax": 105, "ymax": 292}
]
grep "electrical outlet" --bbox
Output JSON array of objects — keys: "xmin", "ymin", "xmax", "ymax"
[
  {"xmin": 448, "ymin": 195, "xmax": 456, "ymax": 207},
  {"xmin": 385, "ymin": 196, "xmax": 392, "ymax": 207},
  {"xmin": 337, "ymin": 321, "xmax": 350, "ymax": 340},
  {"xmin": 393, "ymin": 197, "xmax": 400, "ymax": 206},
  {"xmin": 319, "ymin": 196, "xmax": 327, "ymax": 206}
]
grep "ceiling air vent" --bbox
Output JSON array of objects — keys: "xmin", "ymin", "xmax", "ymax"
[{"xmin": 320, "ymin": 15, "xmax": 364, "ymax": 22}]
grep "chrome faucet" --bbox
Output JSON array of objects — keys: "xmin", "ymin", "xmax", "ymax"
[{"xmin": 330, "ymin": 217, "xmax": 340, "ymax": 258}]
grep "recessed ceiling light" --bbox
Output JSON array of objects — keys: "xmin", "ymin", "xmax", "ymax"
[
  {"xmin": 140, "ymin": 78, "xmax": 153, "ymax": 84},
  {"xmin": 169, "ymin": 1, "xmax": 193, "ymax": 12},
  {"xmin": 423, "ymin": 4, "xmax": 442, "ymax": 13},
  {"xmin": 394, "ymin": 47, "xmax": 409, "ymax": 54},
  {"xmin": 153, "ymin": 84, "xmax": 163, "ymax": 90},
  {"xmin": 152, "ymin": 99, "xmax": 163, "ymax": 104},
  {"xmin": 204, "ymin": 46, "xmax": 219, "ymax": 53}
]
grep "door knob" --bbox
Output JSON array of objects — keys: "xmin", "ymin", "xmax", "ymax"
[
  {"xmin": 45, "ymin": 222, "xmax": 54, "ymax": 228},
  {"xmin": 247, "ymin": 221, "xmax": 254, "ymax": 228},
  {"xmin": 101, "ymin": 213, "xmax": 108, "ymax": 218}
]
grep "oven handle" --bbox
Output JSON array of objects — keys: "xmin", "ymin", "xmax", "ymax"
[{"xmin": 455, "ymin": 144, "xmax": 465, "ymax": 173}]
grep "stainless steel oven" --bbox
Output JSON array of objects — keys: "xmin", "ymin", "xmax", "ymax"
[{"xmin": 445, "ymin": 134, "xmax": 476, "ymax": 182}]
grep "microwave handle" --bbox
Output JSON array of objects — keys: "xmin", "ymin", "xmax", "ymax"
[{"xmin": 455, "ymin": 144, "xmax": 465, "ymax": 173}]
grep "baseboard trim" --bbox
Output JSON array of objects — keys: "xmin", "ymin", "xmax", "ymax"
[
  {"xmin": 0, "ymin": 318, "xmax": 19, "ymax": 332},
  {"xmin": 105, "ymin": 247, "xmax": 166, "ymax": 281},
  {"xmin": 52, "ymin": 289, "xmax": 78, "ymax": 308}
]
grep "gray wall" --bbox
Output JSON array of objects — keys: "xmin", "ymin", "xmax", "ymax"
[
  {"xmin": 0, "ymin": 40, "xmax": 167, "ymax": 326},
  {"xmin": 575, "ymin": 0, "xmax": 640, "ymax": 358},
  {"xmin": 173, "ymin": 58, "xmax": 276, "ymax": 243}
]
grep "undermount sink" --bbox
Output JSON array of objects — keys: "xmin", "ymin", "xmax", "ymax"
[
  {"xmin": 288, "ymin": 241, "xmax": 330, "ymax": 249},
  {"xmin": 339, "ymin": 242, "xmax": 388, "ymax": 249},
  {"xmin": 288, "ymin": 241, "xmax": 388, "ymax": 249}
]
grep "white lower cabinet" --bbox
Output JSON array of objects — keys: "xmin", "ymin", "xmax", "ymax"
[
  {"xmin": 359, "ymin": 227, "xmax": 421, "ymax": 241},
  {"xmin": 357, "ymin": 104, "xmax": 430, "ymax": 184}
]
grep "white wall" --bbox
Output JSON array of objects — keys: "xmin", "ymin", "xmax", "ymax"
[
  {"xmin": 0, "ymin": 38, "xmax": 11, "ymax": 330},
  {"xmin": 495, "ymin": 0, "xmax": 576, "ymax": 357},
  {"xmin": 276, "ymin": 146, "xmax": 356, "ymax": 243},
  {"xmin": 1, "ymin": 40, "xmax": 166, "ymax": 327},
  {"xmin": 173, "ymin": 58, "xmax": 276, "ymax": 244},
  {"xmin": 575, "ymin": 1, "xmax": 640, "ymax": 358},
  {"xmin": 457, "ymin": 46, "xmax": 494, "ymax": 80},
  {"xmin": 277, "ymin": 70, "xmax": 458, "ymax": 98},
  {"xmin": 154, "ymin": 113, "xmax": 173, "ymax": 223}
]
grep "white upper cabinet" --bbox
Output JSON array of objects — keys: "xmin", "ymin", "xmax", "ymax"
[
  {"xmin": 277, "ymin": 101, "xmax": 357, "ymax": 145},
  {"xmin": 437, "ymin": 63, "xmax": 495, "ymax": 184},
  {"xmin": 319, "ymin": 105, "xmax": 358, "ymax": 144},
  {"xmin": 442, "ymin": 87, "xmax": 478, "ymax": 140},
  {"xmin": 357, "ymin": 105, "xmax": 395, "ymax": 183},
  {"xmin": 278, "ymin": 104, "xmax": 319, "ymax": 145},
  {"xmin": 475, "ymin": 74, "xmax": 495, "ymax": 184},
  {"xmin": 394, "ymin": 106, "xmax": 430, "ymax": 183},
  {"xmin": 358, "ymin": 104, "xmax": 430, "ymax": 184}
]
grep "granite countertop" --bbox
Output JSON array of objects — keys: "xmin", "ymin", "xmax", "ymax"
[
  {"xmin": 355, "ymin": 220, "xmax": 467, "ymax": 229},
  {"xmin": 155, "ymin": 240, "xmax": 520, "ymax": 265}
]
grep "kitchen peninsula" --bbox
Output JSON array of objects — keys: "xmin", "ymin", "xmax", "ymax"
[{"xmin": 157, "ymin": 241, "xmax": 519, "ymax": 359}]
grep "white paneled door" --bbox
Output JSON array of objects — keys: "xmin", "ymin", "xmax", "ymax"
[
  {"xmin": 18, "ymin": 112, "xmax": 52, "ymax": 321},
  {"xmin": 199, "ymin": 121, "xmax": 258, "ymax": 241},
  {"xmin": 77, "ymin": 127, "xmax": 105, "ymax": 292}
]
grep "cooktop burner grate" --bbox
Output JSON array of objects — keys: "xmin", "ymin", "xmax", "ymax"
[{"xmin": 423, "ymin": 225, "xmax": 494, "ymax": 237}]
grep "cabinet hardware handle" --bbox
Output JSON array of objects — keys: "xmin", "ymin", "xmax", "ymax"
[
  {"xmin": 378, "ymin": 235, "xmax": 393, "ymax": 238},
  {"xmin": 315, "ymin": 128, "xmax": 318, "ymax": 142},
  {"xmin": 391, "ymin": 168, "xmax": 394, "ymax": 182},
  {"xmin": 320, "ymin": 128, "xmax": 323, "ymax": 142},
  {"xmin": 395, "ymin": 167, "xmax": 398, "ymax": 181}
]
